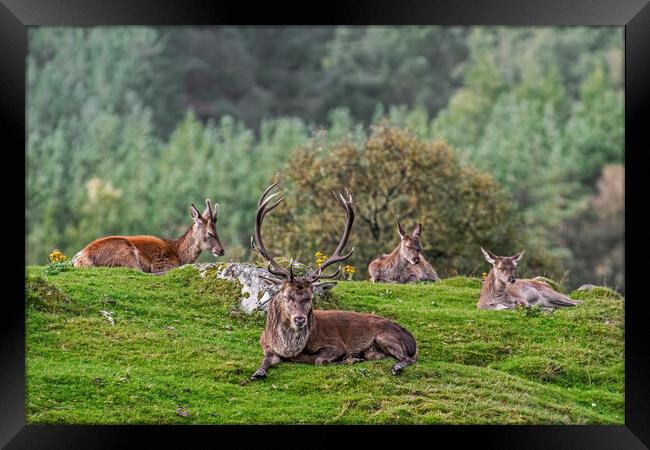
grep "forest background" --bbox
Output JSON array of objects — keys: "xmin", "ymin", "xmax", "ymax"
[{"xmin": 26, "ymin": 26, "xmax": 624, "ymax": 291}]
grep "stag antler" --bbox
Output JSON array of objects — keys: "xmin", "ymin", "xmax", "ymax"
[
  {"xmin": 307, "ymin": 189, "xmax": 355, "ymax": 282},
  {"xmin": 250, "ymin": 182, "xmax": 292, "ymax": 280}
]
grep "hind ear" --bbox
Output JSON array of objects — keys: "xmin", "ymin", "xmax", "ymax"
[
  {"xmin": 397, "ymin": 221, "xmax": 407, "ymax": 239},
  {"xmin": 190, "ymin": 204, "xmax": 205, "ymax": 225},
  {"xmin": 212, "ymin": 203, "xmax": 220, "ymax": 222},
  {"xmin": 413, "ymin": 223, "xmax": 422, "ymax": 238},
  {"xmin": 481, "ymin": 247, "xmax": 497, "ymax": 265},
  {"xmin": 203, "ymin": 199, "xmax": 220, "ymax": 222},
  {"xmin": 510, "ymin": 250, "xmax": 525, "ymax": 266}
]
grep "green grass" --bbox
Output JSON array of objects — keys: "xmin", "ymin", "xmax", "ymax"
[{"xmin": 25, "ymin": 265, "xmax": 624, "ymax": 424}]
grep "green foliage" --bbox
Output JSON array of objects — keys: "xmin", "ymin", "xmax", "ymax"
[
  {"xmin": 430, "ymin": 27, "xmax": 623, "ymax": 282},
  {"xmin": 26, "ymin": 26, "xmax": 624, "ymax": 290},
  {"xmin": 43, "ymin": 260, "xmax": 73, "ymax": 276},
  {"xmin": 27, "ymin": 28, "xmax": 165, "ymax": 263},
  {"xmin": 263, "ymin": 125, "xmax": 520, "ymax": 276},
  {"xmin": 563, "ymin": 165, "xmax": 624, "ymax": 292},
  {"xmin": 321, "ymin": 27, "xmax": 468, "ymax": 123},
  {"xmin": 25, "ymin": 267, "xmax": 623, "ymax": 424},
  {"xmin": 565, "ymin": 62, "xmax": 624, "ymax": 185}
]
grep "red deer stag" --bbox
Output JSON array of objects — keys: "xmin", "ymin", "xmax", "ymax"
[
  {"xmin": 477, "ymin": 247, "xmax": 581, "ymax": 310},
  {"xmin": 368, "ymin": 222, "xmax": 439, "ymax": 283},
  {"xmin": 250, "ymin": 183, "xmax": 417, "ymax": 380},
  {"xmin": 72, "ymin": 199, "xmax": 224, "ymax": 274}
]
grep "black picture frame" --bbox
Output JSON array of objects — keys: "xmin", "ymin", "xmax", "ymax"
[{"xmin": 3, "ymin": 1, "xmax": 649, "ymax": 448}]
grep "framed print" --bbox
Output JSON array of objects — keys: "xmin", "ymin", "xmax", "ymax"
[{"xmin": 3, "ymin": 0, "xmax": 649, "ymax": 448}]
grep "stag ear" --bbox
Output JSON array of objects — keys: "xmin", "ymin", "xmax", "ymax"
[
  {"xmin": 510, "ymin": 250, "xmax": 525, "ymax": 266},
  {"xmin": 397, "ymin": 221, "xmax": 407, "ymax": 239},
  {"xmin": 190, "ymin": 203, "xmax": 205, "ymax": 225},
  {"xmin": 481, "ymin": 247, "xmax": 498, "ymax": 265},
  {"xmin": 413, "ymin": 223, "xmax": 422, "ymax": 238}
]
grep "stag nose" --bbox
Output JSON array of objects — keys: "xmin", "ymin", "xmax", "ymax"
[
  {"xmin": 508, "ymin": 276, "xmax": 516, "ymax": 283},
  {"xmin": 413, "ymin": 257, "xmax": 420, "ymax": 264},
  {"xmin": 218, "ymin": 249, "xmax": 225, "ymax": 256},
  {"xmin": 293, "ymin": 316, "xmax": 307, "ymax": 328}
]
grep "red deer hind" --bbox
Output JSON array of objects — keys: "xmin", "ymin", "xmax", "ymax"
[
  {"xmin": 477, "ymin": 247, "xmax": 581, "ymax": 310},
  {"xmin": 368, "ymin": 222, "xmax": 440, "ymax": 283},
  {"xmin": 250, "ymin": 183, "xmax": 417, "ymax": 380},
  {"xmin": 72, "ymin": 199, "xmax": 224, "ymax": 274}
]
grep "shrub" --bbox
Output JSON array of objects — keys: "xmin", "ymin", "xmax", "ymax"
[{"xmin": 264, "ymin": 125, "xmax": 522, "ymax": 277}]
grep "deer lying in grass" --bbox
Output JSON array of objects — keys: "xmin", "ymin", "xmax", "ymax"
[
  {"xmin": 368, "ymin": 222, "xmax": 440, "ymax": 283},
  {"xmin": 477, "ymin": 247, "xmax": 581, "ymax": 310},
  {"xmin": 72, "ymin": 199, "xmax": 224, "ymax": 274},
  {"xmin": 250, "ymin": 183, "xmax": 417, "ymax": 380}
]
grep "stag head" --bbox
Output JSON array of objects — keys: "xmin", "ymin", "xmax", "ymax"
[
  {"xmin": 251, "ymin": 182, "xmax": 355, "ymax": 330},
  {"xmin": 190, "ymin": 199, "xmax": 225, "ymax": 257},
  {"xmin": 481, "ymin": 247, "xmax": 525, "ymax": 284}
]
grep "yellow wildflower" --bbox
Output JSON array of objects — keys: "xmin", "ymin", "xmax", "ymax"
[
  {"xmin": 48, "ymin": 249, "xmax": 67, "ymax": 263},
  {"xmin": 343, "ymin": 264, "xmax": 357, "ymax": 280},
  {"xmin": 314, "ymin": 251, "xmax": 328, "ymax": 266}
]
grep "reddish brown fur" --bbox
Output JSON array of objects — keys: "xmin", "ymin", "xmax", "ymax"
[
  {"xmin": 368, "ymin": 222, "xmax": 439, "ymax": 283},
  {"xmin": 72, "ymin": 201, "xmax": 224, "ymax": 274},
  {"xmin": 252, "ymin": 280, "xmax": 417, "ymax": 379},
  {"xmin": 250, "ymin": 184, "xmax": 417, "ymax": 379}
]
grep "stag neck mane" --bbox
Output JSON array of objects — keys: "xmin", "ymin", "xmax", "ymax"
[
  {"xmin": 168, "ymin": 224, "xmax": 203, "ymax": 264},
  {"xmin": 265, "ymin": 290, "xmax": 316, "ymax": 359},
  {"xmin": 479, "ymin": 268, "xmax": 509, "ymax": 306}
]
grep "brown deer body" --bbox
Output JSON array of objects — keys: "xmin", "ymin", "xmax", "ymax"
[
  {"xmin": 477, "ymin": 247, "xmax": 581, "ymax": 310},
  {"xmin": 72, "ymin": 200, "xmax": 224, "ymax": 274},
  {"xmin": 368, "ymin": 222, "xmax": 439, "ymax": 283},
  {"xmin": 250, "ymin": 183, "xmax": 417, "ymax": 380}
]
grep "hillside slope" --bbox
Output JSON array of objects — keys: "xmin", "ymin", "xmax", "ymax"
[{"xmin": 25, "ymin": 266, "xmax": 624, "ymax": 424}]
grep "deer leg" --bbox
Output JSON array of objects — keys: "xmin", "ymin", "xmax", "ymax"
[
  {"xmin": 287, "ymin": 347, "xmax": 345, "ymax": 365},
  {"xmin": 363, "ymin": 347, "xmax": 386, "ymax": 361},
  {"xmin": 289, "ymin": 352, "xmax": 319, "ymax": 364},
  {"xmin": 110, "ymin": 246, "xmax": 144, "ymax": 271},
  {"xmin": 375, "ymin": 334, "xmax": 415, "ymax": 375},
  {"xmin": 250, "ymin": 353, "xmax": 282, "ymax": 380},
  {"xmin": 150, "ymin": 264, "xmax": 176, "ymax": 276},
  {"xmin": 489, "ymin": 303, "xmax": 513, "ymax": 310},
  {"xmin": 312, "ymin": 346, "xmax": 346, "ymax": 365},
  {"xmin": 119, "ymin": 255, "xmax": 144, "ymax": 271},
  {"xmin": 515, "ymin": 297, "xmax": 531, "ymax": 307},
  {"xmin": 542, "ymin": 290, "xmax": 582, "ymax": 307},
  {"xmin": 150, "ymin": 258, "xmax": 181, "ymax": 275}
]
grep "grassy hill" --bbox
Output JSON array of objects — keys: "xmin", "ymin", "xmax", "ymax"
[{"xmin": 25, "ymin": 265, "xmax": 624, "ymax": 424}]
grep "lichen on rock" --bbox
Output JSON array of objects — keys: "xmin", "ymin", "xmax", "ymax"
[{"xmin": 193, "ymin": 262, "xmax": 336, "ymax": 314}]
